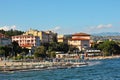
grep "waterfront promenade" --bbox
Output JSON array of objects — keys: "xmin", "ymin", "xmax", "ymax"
[
  {"xmin": 0, "ymin": 55, "xmax": 120, "ymax": 72},
  {"xmin": 0, "ymin": 59, "xmax": 87, "ymax": 71}
]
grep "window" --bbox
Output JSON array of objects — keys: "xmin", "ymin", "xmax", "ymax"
[
  {"xmin": 31, "ymin": 40, "xmax": 33, "ymax": 42},
  {"xmin": 27, "ymin": 40, "xmax": 30, "ymax": 42}
]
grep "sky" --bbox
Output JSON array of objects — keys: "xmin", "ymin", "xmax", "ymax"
[{"xmin": 0, "ymin": 0, "xmax": 120, "ymax": 34}]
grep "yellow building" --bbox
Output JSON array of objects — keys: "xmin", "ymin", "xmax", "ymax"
[
  {"xmin": 57, "ymin": 35, "xmax": 65, "ymax": 43},
  {"xmin": 57, "ymin": 35, "xmax": 71, "ymax": 43},
  {"xmin": 24, "ymin": 29, "xmax": 57, "ymax": 44}
]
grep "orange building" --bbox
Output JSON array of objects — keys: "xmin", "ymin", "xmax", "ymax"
[{"xmin": 68, "ymin": 33, "xmax": 90, "ymax": 51}]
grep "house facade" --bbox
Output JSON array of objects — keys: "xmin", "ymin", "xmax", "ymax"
[
  {"xmin": 12, "ymin": 35, "xmax": 40, "ymax": 49},
  {"xmin": 57, "ymin": 35, "xmax": 72, "ymax": 43},
  {"xmin": 23, "ymin": 29, "xmax": 57, "ymax": 44},
  {"xmin": 68, "ymin": 33, "xmax": 90, "ymax": 51},
  {"xmin": 0, "ymin": 33, "xmax": 11, "ymax": 46}
]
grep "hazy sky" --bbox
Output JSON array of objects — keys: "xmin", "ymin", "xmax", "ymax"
[{"xmin": 0, "ymin": 0, "xmax": 120, "ymax": 34}]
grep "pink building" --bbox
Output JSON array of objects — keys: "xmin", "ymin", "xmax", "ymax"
[
  {"xmin": 12, "ymin": 35, "xmax": 40, "ymax": 49},
  {"xmin": 68, "ymin": 33, "xmax": 90, "ymax": 51}
]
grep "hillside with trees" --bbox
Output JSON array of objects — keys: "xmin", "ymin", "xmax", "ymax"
[{"xmin": 0, "ymin": 29, "xmax": 24, "ymax": 37}]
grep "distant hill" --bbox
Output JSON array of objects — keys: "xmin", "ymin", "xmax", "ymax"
[{"xmin": 91, "ymin": 32, "xmax": 120, "ymax": 36}]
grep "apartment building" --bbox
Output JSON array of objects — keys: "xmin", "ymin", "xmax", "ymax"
[
  {"xmin": 12, "ymin": 35, "xmax": 40, "ymax": 49},
  {"xmin": 57, "ymin": 35, "xmax": 72, "ymax": 43},
  {"xmin": 24, "ymin": 29, "xmax": 57, "ymax": 44},
  {"xmin": 68, "ymin": 33, "xmax": 90, "ymax": 51}
]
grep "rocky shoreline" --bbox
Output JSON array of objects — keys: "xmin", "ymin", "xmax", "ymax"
[
  {"xmin": 0, "ymin": 62, "xmax": 87, "ymax": 72},
  {"xmin": 0, "ymin": 55, "xmax": 120, "ymax": 72}
]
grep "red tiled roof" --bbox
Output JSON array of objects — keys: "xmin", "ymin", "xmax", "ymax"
[
  {"xmin": 72, "ymin": 33, "xmax": 90, "ymax": 36},
  {"xmin": 69, "ymin": 38, "xmax": 90, "ymax": 40},
  {"xmin": 72, "ymin": 39, "xmax": 90, "ymax": 40}
]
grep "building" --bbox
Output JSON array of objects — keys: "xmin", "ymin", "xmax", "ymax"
[
  {"xmin": 12, "ymin": 35, "xmax": 40, "ymax": 49},
  {"xmin": 45, "ymin": 30, "xmax": 57, "ymax": 42},
  {"xmin": 57, "ymin": 35, "xmax": 72, "ymax": 43},
  {"xmin": 55, "ymin": 51, "xmax": 67, "ymax": 58},
  {"xmin": 0, "ymin": 33, "xmax": 6, "ymax": 38},
  {"xmin": 0, "ymin": 33, "xmax": 11, "ymax": 46},
  {"xmin": 85, "ymin": 48, "xmax": 101, "ymax": 57},
  {"xmin": 56, "ymin": 51, "xmax": 80, "ymax": 59},
  {"xmin": 24, "ymin": 29, "xmax": 57, "ymax": 44},
  {"xmin": 68, "ymin": 33, "xmax": 90, "ymax": 51},
  {"xmin": 57, "ymin": 35, "xmax": 67, "ymax": 43}
]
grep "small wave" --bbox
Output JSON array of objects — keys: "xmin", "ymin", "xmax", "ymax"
[{"xmin": 87, "ymin": 61, "xmax": 102, "ymax": 66}]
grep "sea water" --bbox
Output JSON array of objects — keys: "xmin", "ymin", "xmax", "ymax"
[{"xmin": 0, "ymin": 58, "xmax": 120, "ymax": 80}]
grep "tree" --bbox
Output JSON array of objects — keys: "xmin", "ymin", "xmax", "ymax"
[
  {"xmin": 48, "ymin": 42, "xmax": 69, "ymax": 53},
  {"xmin": 91, "ymin": 42, "xmax": 99, "ymax": 49},
  {"xmin": 52, "ymin": 33, "xmax": 57, "ymax": 42},
  {"xmin": 47, "ymin": 51, "xmax": 56, "ymax": 58},
  {"xmin": 34, "ymin": 46, "xmax": 46, "ymax": 58},
  {"xmin": 69, "ymin": 46, "xmax": 79, "ymax": 53},
  {"xmin": 0, "ymin": 49, "xmax": 5, "ymax": 57},
  {"xmin": 12, "ymin": 41, "xmax": 22, "ymax": 56},
  {"xmin": 57, "ymin": 42, "xmax": 69, "ymax": 53},
  {"xmin": 0, "ymin": 29, "xmax": 5, "ymax": 34},
  {"xmin": 4, "ymin": 46, "xmax": 12, "ymax": 57},
  {"xmin": 48, "ymin": 42, "xmax": 58, "ymax": 51},
  {"xmin": 21, "ymin": 48, "xmax": 29, "ymax": 55},
  {"xmin": 0, "ymin": 46, "xmax": 5, "ymax": 57},
  {"xmin": 98, "ymin": 41, "xmax": 120, "ymax": 56},
  {"xmin": 5, "ymin": 29, "xmax": 24, "ymax": 37}
]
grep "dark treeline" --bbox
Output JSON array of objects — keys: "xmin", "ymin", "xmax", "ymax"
[{"xmin": 0, "ymin": 29, "xmax": 24, "ymax": 37}]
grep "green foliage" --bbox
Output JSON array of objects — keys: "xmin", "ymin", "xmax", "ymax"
[
  {"xmin": 21, "ymin": 48, "xmax": 29, "ymax": 55},
  {"xmin": 91, "ymin": 43, "xmax": 99, "ymax": 49},
  {"xmin": 57, "ymin": 42, "xmax": 69, "ymax": 53},
  {"xmin": 48, "ymin": 42, "xmax": 58, "ymax": 51},
  {"xmin": 47, "ymin": 51, "xmax": 56, "ymax": 58},
  {"xmin": 0, "ymin": 46, "xmax": 6, "ymax": 57},
  {"xmin": 48, "ymin": 42, "xmax": 69, "ymax": 53},
  {"xmin": 67, "ymin": 46, "xmax": 79, "ymax": 54},
  {"xmin": 15, "ymin": 55, "xmax": 23, "ymax": 60},
  {"xmin": 52, "ymin": 33, "xmax": 57, "ymax": 42},
  {"xmin": 0, "ymin": 29, "xmax": 5, "ymax": 34},
  {"xmin": 0, "ymin": 29, "xmax": 24, "ymax": 37},
  {"xmin": 34, "ymin": 46, "xmax": 46, "ymax": 58},
  {"xmin": 0, "ymin": 49, "xmax": 5, "ymax": 56},
  {"xmin": 4, "ymin": 46, "xmax": 12, "ymax": 57},
  {"xmin": 12, "ymin": 41, "xmax": 22, "ymax": 56},
  {"xmin": 98, "ymin": 41, "xmax": 120, "ymax": 56},
  {"xmin": 0, "ymin": 42, "xmax": 29, "ymax": 59},
  {"xmin": 25, "ymin": 56, "xmax": 34, "ymax": 59}
]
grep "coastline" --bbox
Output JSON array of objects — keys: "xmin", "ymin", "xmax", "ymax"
[
  {"xmin": 86, "ymin": 55, "xmax": 120, "ymax": 60},
  {"xmin": 0, "ymin": 55, "xmax": 120, "ymax": 72}
]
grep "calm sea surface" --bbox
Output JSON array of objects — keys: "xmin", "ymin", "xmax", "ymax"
[{"xmin": 0, "ymin": 58, "xmax": 120, "ymax": 80}]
